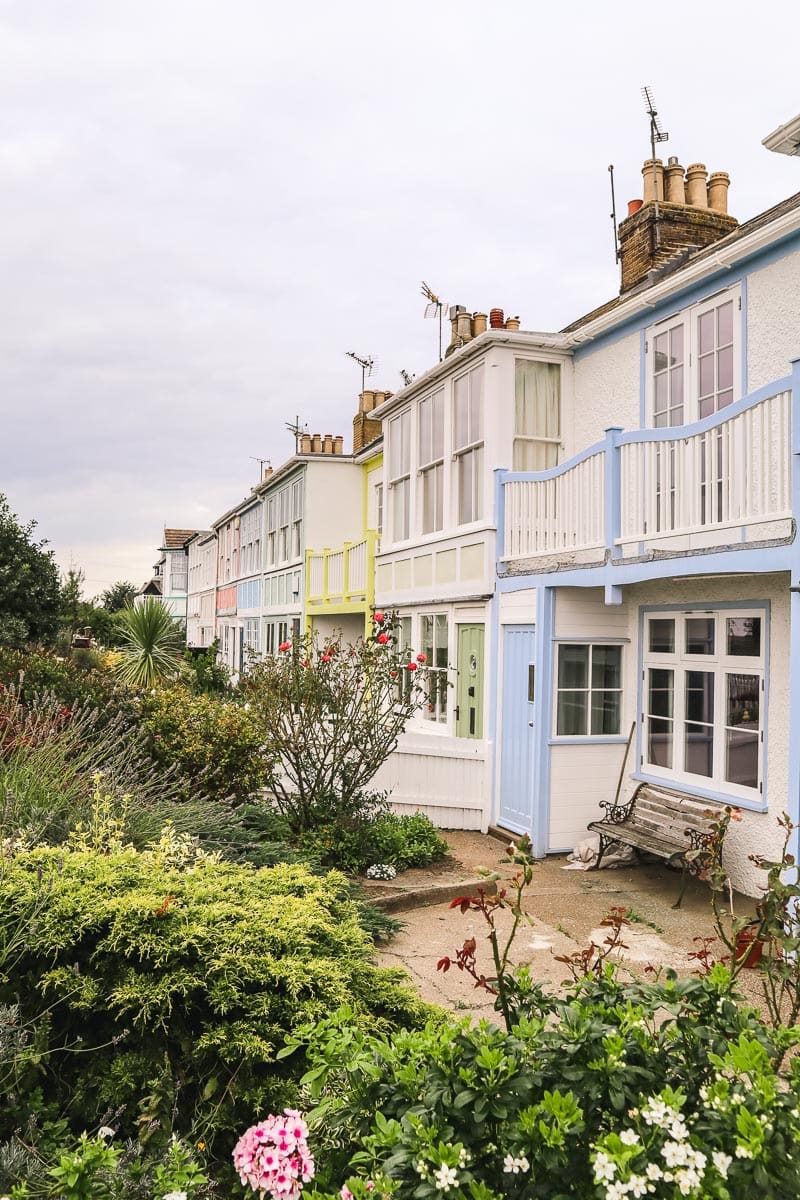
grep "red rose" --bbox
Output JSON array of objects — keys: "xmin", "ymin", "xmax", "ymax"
[
  {"xmin": 390, "ymin": 670, "xmax": 397, "ymax": 678},
  {"xmin": 278, "ymin": 641, "xmax": 292, "ymax": 652},
  {"xmin": 416, "ymin": 653, "xmax": 426, "ymax": 663},
  {"xmin": 373, "ymin": 611, "xmax": 385, "ymax": 624},
  {"xmin": 406, "ymin": 661, "xmax": 418, "ymax": 672},
  {"xmin": 321, "ymin": 654, "xmax": 331, "ymax": 663},
  {"xmin": 377, "ymin": 632, "xmax": 389, "ymax": 645}
]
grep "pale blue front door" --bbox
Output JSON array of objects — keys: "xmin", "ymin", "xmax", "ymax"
[{"xmin": 498, "ymin": 624, "xmax": 536, "ymax": 833}]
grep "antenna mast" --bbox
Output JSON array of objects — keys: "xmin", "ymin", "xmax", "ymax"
[
  {"xmin": 249, "ymin": 455, "xmax": 272, "ymax": 482},
  {"xmin": 608, "ymin": 164, "xmax": 620, "ymax": 263},
  {"xmin": 641, "ymin": 85, "xmax": 669, "ymax": 249},
  {"xmin": 345, "ymin": 351, "xmax": 377, "ymax": 394},
  {"xmin": 421, "ymin": 281, "xmax": 446, "ymax": 362},
  {"xmin": 285, "ymin": 416, "xmax": 307, "ymax": 454}
]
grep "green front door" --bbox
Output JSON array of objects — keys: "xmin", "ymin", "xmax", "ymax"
[{"xmin": 456, "ymin": 624, "xmax": 485, "ymax": 739}]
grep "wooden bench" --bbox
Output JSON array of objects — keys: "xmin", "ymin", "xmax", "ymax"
[{"xmin": 588, "ymin": 782, "xmax": 724, "ymax": 904}]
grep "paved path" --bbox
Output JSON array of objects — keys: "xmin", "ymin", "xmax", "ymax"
[{"xmin": 364, "ymin": 831, "xmax": 760, "ymax": 1017}]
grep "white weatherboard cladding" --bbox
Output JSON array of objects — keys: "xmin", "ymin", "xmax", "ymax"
[
  {"xmin": 746, "ymin": 244, "xmax": 800, "ymax": 391},
  {"xmin": 571, "ymin": 329, "xmax": 639, "ymax": 451},
  {"xmin": 303, "ymin": 461, "xmax": 363, "ymax": 551},
  {"xmin": 499, "ymin": 587, "xmax": 536, "ymax": 623},
  {"xmin": 371, "ymin": 732, "xmax": 488, "ymax": 829}
]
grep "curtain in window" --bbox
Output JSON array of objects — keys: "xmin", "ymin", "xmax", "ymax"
[{"xmin": 513, "ymin": 361, "xmax": 560, "ymax": 470}]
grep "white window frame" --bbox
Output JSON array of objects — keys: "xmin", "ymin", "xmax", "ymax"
[
  {"xmin": 278, "ymin": 487, "xmax": 290, "ymax": 562},
  {"xmin": 388, "ymin": 408, "xmax": 411, "ymax": 543},
  {"xmin": 267, "ymin": 497, "xmax": 277, "ymax": 566},
  {"xmin": 291, "ymin": 478, "xmax": 303, "ymax": 559},
  {"xmin": 554, "ymin": 643, "xmax": 623, "ymax": 738},
  {"xmin": 641, "ymin": 608, "xmax": 765, "ymax": 801},
  {"xmin": 453, "ymin": 365, "xmax": 484, "ymax": 526},
  {"xmin": 420, "ymin": 612, "xmax": 449, "ymax": 725},
  {"xmin": 646, "ymin": 285, "xmax": 742, "ymax": 428},
  {"xmin": 513, "ymin": 359, "xmax": 562, "ymax": 470},
  {"xmin": 418, "ymin": 389, "xmax": 445, "ymax": 535}
]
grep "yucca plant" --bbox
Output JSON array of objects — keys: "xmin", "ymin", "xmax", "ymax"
[{"xmin": 113, "ymin": 598, "xmax": 185, "ymax": 688}]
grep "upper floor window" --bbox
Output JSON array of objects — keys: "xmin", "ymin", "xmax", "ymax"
[
  {"xmin": 418, "ymin": 389, "xmax": 444, "ymax": 533},
  {"xmin": 513, "ymin": 361, "xmax": 561, "ymax": 470},
  {"xmin": 454, "ymin": 365, "xmax": 483, "ymax": 525},
  {"xmin": 267, "ymin": 498, "xmax": 277, "ymax": 565},
  {"xmin": 647, "ymin": 286, "xmax": 741, "ymax": 428},
  {"xmin": 278, "ymin": 487, "xmax": 290, "ymax": 561},
  {"xmin": 388, "ymin": 409, "xmax": 411, "ymax": 541},
  {"xmin": 291, "ymin": 479, "xmax": 303, "ymax": 558}
]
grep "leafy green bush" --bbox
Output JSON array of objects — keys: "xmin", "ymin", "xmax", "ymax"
[
  {"xmin": 296, "ymin": 809, "xmax": 447, "ymax": 874},
  {"xmin": 0, "ymin": 646, "xmax": 139, "ymax": 724},
  {"xmin": 139, "ymin": 685, "xmax": 272, "ymax": 804},
  {"xmin": 0, "ymin": 846, "xmax": 429, "ymax": 1178}
]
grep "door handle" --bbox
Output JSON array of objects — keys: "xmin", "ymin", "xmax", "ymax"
[{"xmin": 528, "ymin": 721, "xmax": 535, "ymax": 728}]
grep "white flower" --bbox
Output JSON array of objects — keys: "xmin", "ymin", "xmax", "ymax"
[
  {"xmin": 163, "ymin": 1192, "xmax": 187, "ymax": 1200},
  {"xmin": 606, "ymin": 1183, "xmax": 627, "ymax": 1200},
  {"xmin": 712, "ymin": 1151, "xmax": 732, "ymax": 1177},
  {"xmin": 97, "ymin": 1126, "xmax": 115, "ymax": 1140},
  {"xmin": 620, "ymin": 1129, "xmax": 640, "ymax": 1145},
  {"xmin": 735, "ymin": 1144, "xmax": 754, "ymax": 1159},
  {"xmin": 646, "ymin": 1163, "xmax": 663, "ymax": 1180},
  {"xmin": 433, "ymin": 1165, "xmax": 458, "ymax": 1193},
  {"xmin": 627, "ymin": 1176, "xmax": 648, "ymax": 1198},
  {"xmin": 593, "ymin": 1151, "xmax": 616, "ymax": 1182},
  {"xmin": 415, "ymin": 1161, "xmax": 428, "ymax": 1177}
]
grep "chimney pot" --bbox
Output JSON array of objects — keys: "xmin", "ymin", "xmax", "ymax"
[
  {"xmin": 360, "ymin": 389, "xmax": 375, "ymax": 413},
  {"xmin": 505, "ymin": 316, "xmax": 521, "ymax": 331},
  {"xmin": 489, "ymin": 307, "xmax": 504, "ymax": 329},
  {"xmin": 627, "ymin": 198, "xmax": 643, "ymax": 217},
  {"xmin": 373, "ymin": 390, "xmax": 386, "ymax": 408},
  {"xmin": 665, "ymin": 159, "xmax": 686, "ymax": 205},
  {"xmin": 472, "ymin": 311, "xmax": 487, "ymax": 335},
  {"xmin": 707, "ymin": 170, "xmax": 731, "ymax": 215},
  {"xmin": 300, "ymin": 433, "xmax": 312, "ymax": 454},
  {"xmin": 642, "ymin": 158, "xmax": 664, "ymax": 203},
  {"xmin": 311, "ymin": 433, "xmax": 322, "ymax": 453},
  {"xmin": 686, "ymin": 163, "xmax": 709, "ymax": 208},
  {"xmin": 323, "ymin": 434, "xmax": 333, "ymax": 454},
  {"xmin": 333, "ymin": 435, "xmax": 343, "ymax": 455},
  {"xmin": 456, "ymin": 310, "xmax": 473, "ymax": 342}
]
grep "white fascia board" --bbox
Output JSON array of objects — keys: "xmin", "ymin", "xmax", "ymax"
[
  {"xmin": 373, "ymin": 330, "xmax": 571, "ymax": 420},
  {"xmin": 762, "ymin": 114, "xmax": 800, "ymax": 156}
]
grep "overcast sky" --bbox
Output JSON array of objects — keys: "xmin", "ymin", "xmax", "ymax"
[{"xmin": 1, "ymin": 1, "xmax": 799, "ymax": 596}]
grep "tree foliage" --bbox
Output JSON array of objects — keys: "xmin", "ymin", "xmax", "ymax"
[
  {"xmin": 0, "ymin": 493, "xmax": 61, "ymax": 647},
  {"xmin": 242, "ymin": 619, "xmax": 425, "ymax": 831},
  {"xmin": 100, "ymin": 580, "xmax": 138, "ymax": 612}
]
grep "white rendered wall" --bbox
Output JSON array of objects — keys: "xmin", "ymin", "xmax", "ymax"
[
  {"xmin": 304, "ymin": 461, "xmax": 364, "ymax": 552},
  {"xmin": 745, "ymin": 243, "xmax": 800, "ymax": 391},
  {"xmin": 571, "ymin": 330, "xmax": 640, "ymax": 450}
]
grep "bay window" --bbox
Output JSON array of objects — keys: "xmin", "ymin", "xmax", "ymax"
[
  {"xmin": 453, "ymin": 366, "xmax": 483, "ymax": 525},
  {"xmin": 418, "ymin": 388, "xmax": 444, "ymax": 534},
  {"xmin": 513, "ymin": 360, "xmax": 561, "ymax": 470},
  {"xmin": 643, "ymin": 609, "xmax": 764, "ymax": 797},
  {"xmin": 389, "ymin": 409, "xmax": 411, "ymax": 541}
]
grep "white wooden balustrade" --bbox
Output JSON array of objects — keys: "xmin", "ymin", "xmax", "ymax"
[{"xmin": 502, "ymin": 450, "xmax": 606, "ymax": 560}]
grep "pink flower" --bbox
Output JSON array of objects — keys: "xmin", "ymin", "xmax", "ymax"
[
  {"xmin": 278, "ymin": 641, "xmax": 292, "ymax": 653},
  {"xmin": 416, "ymin": 653, "xmax": 426, "ymax": 663},
  {"xmin": 233, "ymin": 1112, "xmax": 315, "ymax": 1200},
  {"xmin": 373, "ymin": 611, "xmax": 385, "ymax": 623},
  {"xmin": 340, "ymin": 1189, "xmax": 354, "ymax": 1200},
  {"xmin": 376, "ymin": 632, "xmax": 389, "ymax": 645},
  {"xmin": 406, "ymin": 661, "xmax": 418, "ymax": 672}
]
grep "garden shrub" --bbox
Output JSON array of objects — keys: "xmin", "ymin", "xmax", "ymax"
[
  {"xmin": 0, "ymin": 845, "xmax": 429, "ymax": 1177},
  {"xmin": 0, "ymin": 645, "xmax": 140, "ymax": 725},
  {"xmin": 139, "ymin": 685, "xmax": 271, "ymax": 804},
  {"xmin": 296, "ymin": 809, "xmax": 447, "ymax": 874}
]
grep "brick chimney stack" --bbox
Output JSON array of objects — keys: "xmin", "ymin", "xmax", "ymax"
[
  {"xmin": 618, "ymin": 156, "xmax": 738, "ymax": 293},
  {"xmin": 353, "ymin": 389, "xmax": 383, "ymax": 452}
]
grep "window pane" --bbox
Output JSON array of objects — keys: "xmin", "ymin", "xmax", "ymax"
[
  {"xmin": 559, "ymin": 645, "xmax": 588, "ymax": 689},
  {"xmin": 419, "ymin": 399, "xmax": 431, "ymax": 465},
  {"xmin": 685, "ymin": 723, "xmax": 714, "ymax": 777},
  {"xmin": 698, "ymin": 310, "xmax": 714, "ymax": 354},
  {"xmin": 717, "ymin": 301, "xmax": 733, "ymax": 346},
  {"xmin": 649, "ymin": 618, "xmax": 675, "ymax": 654},
  {"xmin": 727, "ymin": 617, "xmax": 761, "ymax": 657},
  {"xmin": 726, "ymin": 730, "xmax": 758, "ymax": 788},
  {"xmin": 654, "ymin": 333, "xmax": 668, "ymax": 371},
  {"xmin": 432, "ymin": 391, "xmax": 444, "ymax": 459},
  {"xmin": 470, "ymin": 367, "xmax": 483, "ymax": 440},
  {"xmin": 726, "ymin": 673, "xmax": 759, "ymax": 727},
  {"xmin": 458, "ymin": 452, "xmax": 473, "ymax": 524},
  {"xmin": 654, "ymin": 372, "xmax": 668, "ymax": 415},
  {"xmin": 699, "ymin": 353, "xmax": 714, "ymax": 399},
  {"xmin": 670, "ymin": 325, "xmax": 684, "ymax": 363},
  {"xmin": 557, "ymin": 690, "xmax": 587, "ymax": 736},
  {"xmin": 686, "ymin": 617, "xmax": 714, "ymax": 655},
  {"xmin": 591, "ymin": 691, "xmax": 620, "ymax": 736},
  {"xmin": 685, "ymin": 671, "xmax": 714, "ymax": 723},
  {"xmin": 435, "ymin": 614, "xmax": 448, "ymax": 665},
  {"xmin": 647, "ymin": 716, "xmax": 673, "ymax": 767},
  {"xmin": 717, "ymin": 344, "xmax": 733, "ymax": 392},
  {"xmin": 648, "ymin": 668, "xmax": 673, "ymax": 717},
  {"xmin": 454, "ymin": 376, "xmax": 468, "ymax": 449},
  {"xmin": 592, "ymin": 646, "xmax": 621, "ymax": 689},
  {"xmin": 669, "ymin": 365, "xmax": 684, "ymax": 412}
]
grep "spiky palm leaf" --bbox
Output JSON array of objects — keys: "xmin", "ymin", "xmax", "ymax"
[{"xmin": 113, "ymin": 599, "xmax": 185, "ymax": 688}]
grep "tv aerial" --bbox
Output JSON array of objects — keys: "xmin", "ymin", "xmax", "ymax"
[
  {"xmin": 285, "ymin": 415, "xmax": 308, "ymax": 454},
  {"xmin": 346, "ymin": 351, "xmax": 378, "ymax": 394},
  {"xmin": 250, "ymin": 455, "xmax": 272, "ymax": 482},
  {"xmin": 421, "ymin": 280, "xmax": 447, "ymax": 362},
  {"xmin": 642, "ymin": 85, "xmax": 669, "ymax": 247},
  {"xmin": 400, "ymin": 368, "xmax": 415, "ymax": 387}
]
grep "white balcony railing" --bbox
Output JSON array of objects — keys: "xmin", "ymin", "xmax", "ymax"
[
  {"xmin": 502, "ymin": 449, "xmax": 606, "ymax": 561},
  {"xmin": 499, "ymin": 377, "xmax": 794, "ymax": 568},
  {"xmin": 305, "ymin": 533, "xmax": 376, "ymax": 605},
  {"xmin": 619, "ymin": 387, "xmax": 792, "ymax": 542}
]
